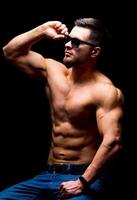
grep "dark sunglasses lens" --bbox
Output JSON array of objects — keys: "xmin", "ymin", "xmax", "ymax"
[
  {"xmin": 64, "ymin": 37, "xmax": 80, "ymax": 48},
  {"xmin": 71, "ymin": 38, "xmax": 80, "ymax": 48}
]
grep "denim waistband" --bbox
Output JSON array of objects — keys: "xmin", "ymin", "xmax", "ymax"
[{"xmin": 46, "ymin": 163, "xmax": 89, "ymax": 175}]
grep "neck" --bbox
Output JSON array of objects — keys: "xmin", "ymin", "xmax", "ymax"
[{"xmin": 69, "ymin": 62, "xmax": 97, "ymax": 84}]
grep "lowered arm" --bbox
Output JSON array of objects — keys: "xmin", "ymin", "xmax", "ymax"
[{"xmin": 82, "ymin": 86, "xmax": 124, "ymax": 183}]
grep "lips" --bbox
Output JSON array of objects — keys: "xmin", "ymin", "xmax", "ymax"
[{"xmin": 64, "ymin": 51, "xmax": 72, "ymax": 56}]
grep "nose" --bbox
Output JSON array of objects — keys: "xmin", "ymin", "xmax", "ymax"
[{"xmin": 65, "ymin": 40, "xmax": 72, "ymax": 48}]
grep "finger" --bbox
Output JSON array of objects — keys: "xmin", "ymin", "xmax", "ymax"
[
  {"xmin": 61, "ymin": 27, "xmax": 68, "ymax": 35},
  {"xmin": 53, "ymin": 34, "xmax": 65, "ymax": 40},
  {"xmin": 56, "ymin": 24, "xmax": 67, "ymax": 32},
  {"xmin": 54, "ymin": 21, "xmax": 62, "ymax": 28},
  {"xmin": 59, "ymin": 183, "xmax": 65, "ymax": 193}
]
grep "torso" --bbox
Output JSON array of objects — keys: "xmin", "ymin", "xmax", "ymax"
[{"xmin": 45, "ymin": 59, "xmax": 112, "ymax": 164}]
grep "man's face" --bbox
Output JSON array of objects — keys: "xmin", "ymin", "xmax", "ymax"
[{"xmin": 63, "ymin": 26, "xmax": 94, "ymax": 68}]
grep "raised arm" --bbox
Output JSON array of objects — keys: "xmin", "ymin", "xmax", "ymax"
[{"xmin": 2, "ymin": 21, "xmax": 68, "ymax": 79}]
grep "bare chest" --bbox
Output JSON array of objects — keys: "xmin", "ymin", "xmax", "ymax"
[{"xmin": 47, "ymin": 79, "xmax": 96, "ymax": 125}]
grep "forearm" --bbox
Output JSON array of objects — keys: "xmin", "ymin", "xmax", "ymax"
[
  {"xmin": 3, "ymin": 24, "xmax": 47, "ymax": 59},
  {"xmin": 82, "ymin": 137, "xmax": 122, "ymax": 183}
]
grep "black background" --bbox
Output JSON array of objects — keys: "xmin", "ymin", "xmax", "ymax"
[{"xmin": 0, "ymin": 0, "xmax": 135, "ymax": 199}]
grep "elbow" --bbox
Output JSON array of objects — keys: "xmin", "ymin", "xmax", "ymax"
[
  {"xmin": 3, "ymin": 45, "xmax": 12, "ymax": 60},
  {"xmin": 110, "ymin": 136, "xmax": 123, "ymax": 154},
  {"xmin": 2, "ymin": 44, "xmax": 16, "ymax": 61},
  {"xmin": 103, "ymin": 135, "xmax": 123, "ymax": 154}
]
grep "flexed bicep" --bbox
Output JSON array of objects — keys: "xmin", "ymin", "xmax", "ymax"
[
  {"xmin": 96, "ymin": 86, "xmax": 124, "ymax": 146},
  {"xmin": 12, "ymin": 50, "xmax": 47, "ymax": 80}
]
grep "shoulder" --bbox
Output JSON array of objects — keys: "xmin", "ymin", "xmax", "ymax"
[
  {"xmin": 45, "ymin": 58, "xmax": 65, "ymax": 69},
  {"xmin": 96, "ymin": 82, "xmax": 124, "ymax": 110},
  {"xmin": 92, "ymin": 72, "xmax": 124, "ymax": 109},
  {"xmin": 44, "ymin": 58, "xmax": 67, "ymax": 73},
  {"xmin": 93, "ymin": 72, "xmax": 124, "ymax": 107},
  {"xmin": 94, "ymin": 82, "xmax": 124, "ymax": 124}
]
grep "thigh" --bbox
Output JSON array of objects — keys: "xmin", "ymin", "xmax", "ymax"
[
  {"xmin": 0, "ymin": 172, "xmax": 54, "ymax": 200},
  {"xmin": 0, "ymin": 172, "xmax": 64, "ymax": 200},
  {"xmin": 0, "ymin": 180, "xmax": 41, "ymax": 200}
]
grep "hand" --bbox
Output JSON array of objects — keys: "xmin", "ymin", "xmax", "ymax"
[
  {"xmin": 43, "ymin": 21, "xmax": 68, "ymax": 40},
  {"xmin": 59, "ymin": 179, "xmax": 84, "ymax": 198}
]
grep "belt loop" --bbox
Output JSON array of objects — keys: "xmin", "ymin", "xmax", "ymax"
[
  {"xmin": 67, "ymin": 164, "xmax": 71, "ymax": 174},
  {"xmin": 53, "ymin": 165, "xmax": 56, "ymax": 174}
]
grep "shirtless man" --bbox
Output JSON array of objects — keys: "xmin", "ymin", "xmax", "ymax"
[{"xmin": 1, "ymin": 18, "xmax": 124, "ymax": 199}]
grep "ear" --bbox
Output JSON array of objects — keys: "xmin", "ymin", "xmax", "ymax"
[{"xmin": 90, "ymin": 46, "xmax": 101, "ymax": 58}]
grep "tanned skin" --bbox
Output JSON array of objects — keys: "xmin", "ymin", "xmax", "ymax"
[{"xmin": 3, "ymin": 21, "xmax": 124, "ymax": 198}]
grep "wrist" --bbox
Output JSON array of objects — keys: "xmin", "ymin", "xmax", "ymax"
[{"xmin": 79, "ymin": 176, "xmax": 90, "ymax": 189}]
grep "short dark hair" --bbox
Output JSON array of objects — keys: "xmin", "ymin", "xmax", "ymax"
[{"xmin": 74, "ymin": 18, "xmax": 111, "ymax": 48}]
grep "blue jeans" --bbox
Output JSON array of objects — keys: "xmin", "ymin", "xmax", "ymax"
[{"xmin": 0, "ymin": 170, "xmax": 107, "ymax": 200}]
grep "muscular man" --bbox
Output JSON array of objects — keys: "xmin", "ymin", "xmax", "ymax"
[{"xmin": 1, "ymin": 18, "xmax": 124, "ymax": 199}]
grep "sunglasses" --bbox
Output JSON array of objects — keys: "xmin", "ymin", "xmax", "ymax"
[{"xmin": 64, "ymin": 35, "xmax": 96, "ymax": 48}]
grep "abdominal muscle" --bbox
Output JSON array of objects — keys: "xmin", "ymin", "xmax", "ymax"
[{"xmin": 48, "ymin": 121, "xmax": 100, "ymax": 164}]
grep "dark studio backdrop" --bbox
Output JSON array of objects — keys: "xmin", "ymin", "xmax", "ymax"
[{"xmin": 0, "ymin": 0, "xmax": 134, "ymax": 199}]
